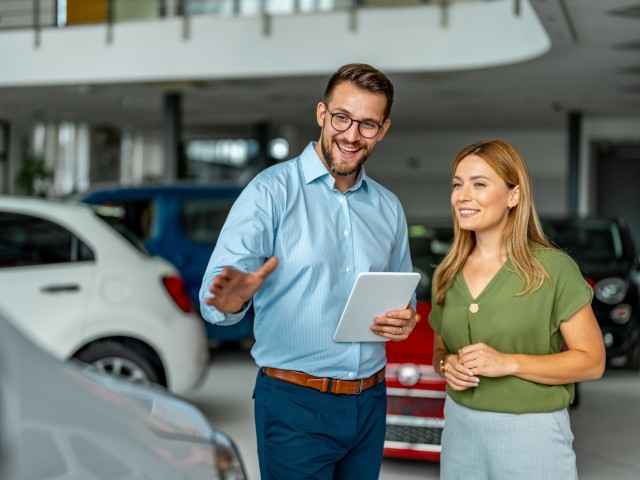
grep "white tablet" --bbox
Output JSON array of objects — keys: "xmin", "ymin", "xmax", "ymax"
[{"xmin": 333, "ymin": 272, "xmax": 421, "ymax": 343}]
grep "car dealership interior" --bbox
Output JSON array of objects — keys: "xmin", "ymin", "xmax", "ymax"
[{"xmin": 1, "ymin": 1, "xmax": 640, "ymax": 479}]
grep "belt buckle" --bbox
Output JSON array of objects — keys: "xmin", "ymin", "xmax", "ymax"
[{"xmin": 356, "ymin": 378, "xmax": 364, "ymax": 394}]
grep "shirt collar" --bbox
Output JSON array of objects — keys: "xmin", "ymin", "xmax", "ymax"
[{"xmin": 300, "ymin": 142, "xmax": 368, "ymax": 192}]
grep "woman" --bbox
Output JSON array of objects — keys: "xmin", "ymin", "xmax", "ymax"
[{"xmin": 430, "ymin": 139, "xmax": 605, "ymax": 479}]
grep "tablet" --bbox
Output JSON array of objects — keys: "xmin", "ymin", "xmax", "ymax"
[{"xmin": 333, "ymin": 272, "xmax": 421, "ymax": 343}]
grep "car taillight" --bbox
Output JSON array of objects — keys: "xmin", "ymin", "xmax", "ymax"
[
  {"xmin": 585, "ymin": 277, "xmax": 596, "ymax": 290},
  {"xmin": 162, "ymin": 275, "xmax": 192, "ymax": 313}
]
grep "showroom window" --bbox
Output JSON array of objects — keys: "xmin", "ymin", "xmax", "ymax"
[{"xmin": 0, "ymin": 213, "xmax": 94, "ymax": 268}]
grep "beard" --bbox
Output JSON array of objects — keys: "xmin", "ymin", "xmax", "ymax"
[{"xmin": 320, "ymin": 129, "xmax": 370, "ymax": 177}]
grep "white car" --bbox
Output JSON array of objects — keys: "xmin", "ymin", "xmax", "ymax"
[
  {"xmin": 0, "ymin": 196, "xmax": 208, "ymax": 395},
  {"xmin": 0, "ymin": 310, "xmax": 247, "ymax": 480}
]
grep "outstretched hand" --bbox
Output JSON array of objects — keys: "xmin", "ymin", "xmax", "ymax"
[{"xmin": 206, "ymin": 257, "xmax": 278, "ymax": 314}]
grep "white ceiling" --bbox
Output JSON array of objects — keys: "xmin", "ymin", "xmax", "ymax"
[{"xmin": 0, "ymin": 0, "xmax": 639, "ymax": 133}]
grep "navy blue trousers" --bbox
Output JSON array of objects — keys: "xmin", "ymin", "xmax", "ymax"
[{"xmin": 253, "ymin": 370, "xmax": 387, "ymax": 480}]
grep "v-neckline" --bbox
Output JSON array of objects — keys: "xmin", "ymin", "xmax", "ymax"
[{"xmin": 460, "ymin": 260, "xmax": 509, "ymax": 302}]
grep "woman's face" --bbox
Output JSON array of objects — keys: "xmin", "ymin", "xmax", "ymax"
[{"xmin": 451, "ymin": 154, "xmax": 518, "ymax": 234}]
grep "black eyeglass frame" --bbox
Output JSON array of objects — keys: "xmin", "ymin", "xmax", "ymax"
[{"xmin": 326, "ymin": 109, "xmax": 384, "ymax": 139}]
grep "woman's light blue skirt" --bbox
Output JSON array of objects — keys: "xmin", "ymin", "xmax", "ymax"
[{"xmin": 441, "ymin": 396, "xmax": 578, "ymax": 480}]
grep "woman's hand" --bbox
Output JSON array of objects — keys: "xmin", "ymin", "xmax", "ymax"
[
  {"xmin": 442, "ymin": 354, "xmax": 480, "ymax": 391},
  {"xmin": 458, "ymin": 343, "xmax": 518, "ymax": 378}
]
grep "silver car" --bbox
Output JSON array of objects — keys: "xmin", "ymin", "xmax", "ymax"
[{"xmin": 0, "ymin": 311, "xmax": 247, "ymax": 480}]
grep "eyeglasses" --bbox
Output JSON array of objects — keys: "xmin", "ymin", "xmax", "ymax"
[{"xmin": 327, "ymin": 110, "xmax": 383, "ymax": 139}]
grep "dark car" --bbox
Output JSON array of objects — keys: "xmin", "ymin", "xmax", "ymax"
[
  {"xmin": 408, "ymin": 221, "xmax": 454, "ymax": 303},
  {"xmin": 82, "ymin": 184, "xmax": 253, "ymax": 345},
  {"xmin": 544, "ymin": 218, "xmax": 640, "ymax": 369}
]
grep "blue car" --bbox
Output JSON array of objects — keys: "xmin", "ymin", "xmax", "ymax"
[{"xmin": 82, "ymin": 184, "xmax": 252, "ymax": 344}]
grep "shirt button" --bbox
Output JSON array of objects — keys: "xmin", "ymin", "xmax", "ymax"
[
  {"xmin": 469, "ymin": 303, "xmax": 479, "ymax": 313},
  {"xmin": 344, "ymin": 230, "xmax": 349, "ymax": 236},
  {"xmin": 346, "ymin": 267, "xmax": 351, "ymax": 272},
  {"xmin": 348, "ymin": 372, "xmax": 355, "ymax": 378}
]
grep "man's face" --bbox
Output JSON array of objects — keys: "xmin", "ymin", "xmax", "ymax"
[{"xmin": 316, "ymin": 82, "xmax": 391, "ymax": 177}]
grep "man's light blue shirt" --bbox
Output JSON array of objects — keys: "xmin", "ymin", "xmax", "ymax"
[{"xmin": 199, "ymin": 142, "xmax": 414, "ymax": 380}]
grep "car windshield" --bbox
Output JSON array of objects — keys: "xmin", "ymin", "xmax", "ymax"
[
  {"xmin": 180, "ymin": 198, "xmax": 234, "ymax": 245},
  {"xmin": 409, "ymin": 224, "xmax": 453, "ymax": 301},
  {"xmin": 92, "ymin": 206, "xmax": 150, "ymax": 255},
  {"xmin": 544, "ymin": 220, "xmax": 623, "ymax": 262}
]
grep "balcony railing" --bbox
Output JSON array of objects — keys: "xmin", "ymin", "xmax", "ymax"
[{"xmin": 0, "ymin": 0, "xmax": 511, "ymax": 45}]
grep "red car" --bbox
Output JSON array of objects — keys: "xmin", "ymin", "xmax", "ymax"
[
  {"xmin": 384, "ymin": 300, "xmax": 445, "ymax": 461},
  {"xmin": 384, "ymin": 222, "xmax": 451, "ymax": 461}
]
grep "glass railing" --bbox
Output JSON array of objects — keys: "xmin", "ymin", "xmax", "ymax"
[{"xmin": 0, "ymin": 0, "xmax": 501, "ymax": 31}]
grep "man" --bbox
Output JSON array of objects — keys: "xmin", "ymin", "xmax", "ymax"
[{"xmin": 199, "ymin": 63, "xmax": 417, "ymax": 480}]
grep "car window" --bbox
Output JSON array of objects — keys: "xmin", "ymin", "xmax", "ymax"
[
  {"xmin": 409, "ymin": 224, "xmax": 453, "ymax": 301},
  {"xmin": 544, "ymin": 221, "xmax": 623, "ymax": 261},
  {"xmin": 0, "ymin": 212, "xmax": 95, "ymax": 268},
  {"xmin": 93, "ymin": 199, "xmax": 154, "ymax": 241},
  {"xmin": 180, "ymin": 199, "xmax": 233, "ymax": 244},
  {"xmin": 92, "ymin": 207, "xmax": 149, "ymax": 256}
]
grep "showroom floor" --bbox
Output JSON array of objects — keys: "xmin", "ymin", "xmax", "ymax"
[{"xmin": 186, "ymin": 348, "xmax": 640, "ymax": 480}]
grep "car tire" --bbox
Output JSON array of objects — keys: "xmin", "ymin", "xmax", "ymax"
[{"xmin": 75, "ymin": 340, "xmax": 162, "ymax": 386}]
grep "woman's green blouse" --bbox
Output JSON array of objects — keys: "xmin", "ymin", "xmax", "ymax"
[{"xmin": 429, "ymin": 248, "xmax": 593, "ymax": 414}]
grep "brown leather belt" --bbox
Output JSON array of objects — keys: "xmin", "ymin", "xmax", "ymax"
[{"xmin": 262, "ymin": 367, "xmax": 385, "ymax": 395}]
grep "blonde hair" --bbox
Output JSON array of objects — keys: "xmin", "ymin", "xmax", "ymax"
[{"xmin": 433, "ymin": 139, "xmax": 553, "ymax": 305}]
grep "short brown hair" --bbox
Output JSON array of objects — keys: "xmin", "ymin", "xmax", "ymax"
[{"xmin": 324, "ymin": 63, "xmax": 394, "ymax": 120}]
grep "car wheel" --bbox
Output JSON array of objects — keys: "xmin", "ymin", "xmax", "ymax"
[{"xmin": 75, "ymin": 340, "xmax": 162, "ymax": 386}]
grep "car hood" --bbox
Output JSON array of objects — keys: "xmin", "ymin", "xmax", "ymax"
[
  {"xmin": 80, "ymin": 367, "xmax": 215, "ymax": 443},
  {"xmin": 0, "ymin": 315, "xmax": 219, "ymax": 479},
  {"xmin": 574, "ymin": 258, "xmax": 633, "ymax": 281}
]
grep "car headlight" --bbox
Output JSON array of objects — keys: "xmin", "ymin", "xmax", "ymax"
[
  {"xmin": 610, "ymin": 304, "xmax": 632, "ymax": 325},
  {"xmin": 595, "ymin": 278, "xmax": 628, "ymax": 305},
  {"xmin": 211, "ymin": 430, "xmax": 247, "ymax": 480},
  {"xmin": 603, "ymin": 331, "xmax": 614, "ymax": 348},
  {"xmin": 397, "ymin": 364, "xmax": 421, "ymax": 387}
]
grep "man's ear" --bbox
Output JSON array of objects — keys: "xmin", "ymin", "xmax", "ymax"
[
  {"xmin": 377, "ymin": 118, "xmax": 392, "ymax": 142},
  {"xmin": 316, "ymin": 101, "xmax": 327, "ymax": 129}
]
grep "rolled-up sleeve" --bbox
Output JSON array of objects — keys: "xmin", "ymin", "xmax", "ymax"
[{"xmin": 199, "ymin": 178, "xmax": 278, "ymax": 325}]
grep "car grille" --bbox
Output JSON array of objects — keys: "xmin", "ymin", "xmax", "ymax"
[
  {"xmin": 385, "ymin": 423, "xmax": 443, "ymax": 446},
  {"xmin": 387, "ymin": 394, "xmax": 443, "ymax": 417}
]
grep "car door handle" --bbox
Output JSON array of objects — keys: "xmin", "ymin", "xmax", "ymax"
[{"xmin": 40, "ymin": 283, "xmax": 81, "ymax": 294}]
